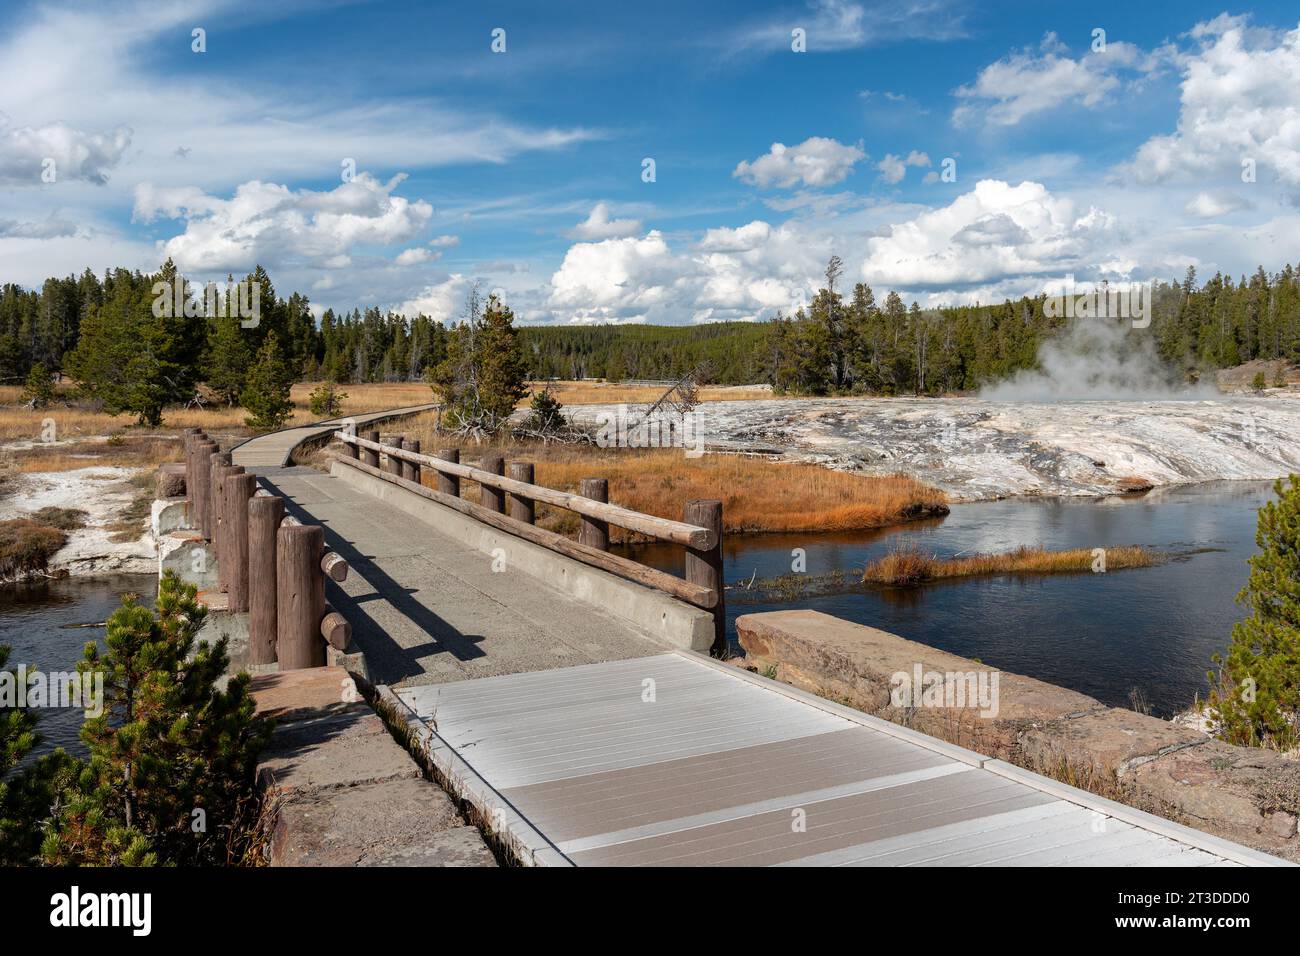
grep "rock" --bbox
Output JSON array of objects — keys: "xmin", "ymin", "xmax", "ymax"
[
  {"xmin": 1019, "ymin": 708, "xmax": 1210, "ymax": 776},
  {"xmin": 737, "ymin": 609, "xmax": 1105, "ymax": 759},
  {"xmin": 156, "ymin": 462, "xmax": 186, "ymax": 498}
]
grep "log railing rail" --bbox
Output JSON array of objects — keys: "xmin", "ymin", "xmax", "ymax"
[
  {"xmin": 332, "ymin": 430, "xmax": 726, "ymax": 650},
  {"xmin": 336, "ymin": 432, "xmax": 716, "ymax": 549}
]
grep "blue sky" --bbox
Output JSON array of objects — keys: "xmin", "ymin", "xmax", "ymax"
[{"xmin": 2, "ymin": 0, "xmax": 1299, "ymax": 323}]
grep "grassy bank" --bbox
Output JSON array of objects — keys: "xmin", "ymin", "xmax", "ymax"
[
  {"xmin": 318, "ymin": 424, "xmax": 948, "ymax": 539},
  {"xmin": 0, "ymin": 507, "xmax": 88, "ymax": 580},
  {"xmin": 862, "ymin": 544, "xmax": 1158, "ymax": 585}
]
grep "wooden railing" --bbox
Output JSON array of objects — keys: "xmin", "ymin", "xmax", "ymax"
[
  {"xmin": 181, "ymin": 427, "xmax": 352, "ymax": 670},
  {"xmin": 332, "ymin": 429, "xmax": 726, "ymax": 649}
]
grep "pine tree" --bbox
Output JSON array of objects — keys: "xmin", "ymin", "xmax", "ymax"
[
  {"xmin": 1208, "ymin": 476, "xmax": 1300, "ymax": 749},
  {"xmin": 41, "ymin": 572, "xmax": 270, "ymax": 865},
  {"xmin": 428, "ymin": 291, "xmax": 527, "ymax": 435},
  {"xmin": 22, "ymin": 361, "xmax": 55, "ymax": 407},
  {"xmin": 204, "ymin": 311, "xmax": 253, "ymax": 406},
  {"xmin": 241, "ymin": 330, "xmax": 295, "ymax": 430}
]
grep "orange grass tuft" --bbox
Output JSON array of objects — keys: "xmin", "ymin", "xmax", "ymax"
[{"xmin": 863, "ymin": 544, "xmax": 1157, "ymax": 585}]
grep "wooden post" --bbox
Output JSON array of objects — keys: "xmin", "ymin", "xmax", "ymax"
[
  {"xmin": 192, "ymin": 442, "xmax": 218, "ymax": 539},
  {"xmin": 248, "ymin": 495, "xmax": 283, "ymax": 665},
  {"xmin": 388, "ymin": 436, "xmax": 406, "ymax": 475},
  {"xmin": 480, "ymin": 455, "xmax": 505, "ymax": 513},
  {"xmin": 435, "ymin": 449, "xmax": 460, "ymax": 497},
  {"xmin": 579, "ymin": 478, "xmax": 610, "ymax": 551},
  {"xmin": 684, "ymin": 499, "xmax": 726, "ymax": 655},
  {"xmin": 507, "ymin": 462, "xmax": 535, "ymax": 524},
  {"xmin": 403, "ymin": 439, "xmax": 421, "ymax": 483},
  {"xmin": 206, "ymin": 452, "xmax": 232, "ymax": 548},
  {"xmin": 277, "ymin": 523, "xmax": 325, "ymax": 669},
  {"xmin": 223, "ymin": 474, "xmax": 256, "ymax": 612},
  {"xmin": 362, "ymin": 430, "xmax": 380, "ymax": 468},
  {"xmin": 343, "ymin": 435, "xmax": 359, "ymax": 459},
  {"xmin": 182, "ymin": 428, "xmax": 200, "ymax": 506},
  {"xmin": 211, "ymin": 463, "xmax": 243, "ymax": 592}
]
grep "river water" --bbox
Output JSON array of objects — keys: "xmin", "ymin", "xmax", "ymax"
[
  {"xmin": 0, "ymin": 573, "xmax": 153, "ymax": 757},
  {"xmin": 620, "ymin": 480, "xmax": 1277, "ymax": 718}
]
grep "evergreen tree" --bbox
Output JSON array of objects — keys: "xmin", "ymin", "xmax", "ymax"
[
  {"xmin": 428, "ymin": 291, "xmax": 528, "ymax": 434},
  {"xmin": 22, "ymin": 361, "xmax": 55, "ymax": 407},
  {"xmin": 41, "ymin": 572, "xmax": 270, "ymax": 865},
  {"xmin": 1208, "ymin": 476, "xmax": 1300, "ymax": 749},
  {"xmin": 204, "ymin": 309, "xmax": 253, "ymax": 406},
  {"xmin": 241, "ymin": 331, "xmax": 295, "ymax": 430}
]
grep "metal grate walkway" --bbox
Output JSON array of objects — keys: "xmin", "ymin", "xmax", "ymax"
[{"xmin": 394, "ymin": 653, "xmax": 1290, "ymax": 867}]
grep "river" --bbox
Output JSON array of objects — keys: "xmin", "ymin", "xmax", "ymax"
[
  {"xmin": 619, "ymin": 480, "xmax": 1277, "ymax": 718},
  {"xmin": 0, "ymin": 573, "xmax": 153, "ymax": 757}
]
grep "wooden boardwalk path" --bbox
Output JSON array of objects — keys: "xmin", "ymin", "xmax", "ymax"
[
  {"xmin": 231, "ymin": 403, "xmax": 438, "ymax": 469},
  {"xmin": 391, "ymin": 653, "xmax": 1288, "ymax": 867}
]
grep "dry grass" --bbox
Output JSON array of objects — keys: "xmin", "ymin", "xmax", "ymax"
[
  {"xmin": 862, "ymin": 544, "xmax": 1158, "ymax": 585},
  {"xmin": 0, "ymin": 378, "xmax": 774, "ymax": 446},
  {"xmin": 0, "ymin": 519, "xmax": 68, "ymax": 580},
  {"xmin": 338, "ymin": 419, "xmax": 948, "ymax": 539},
  {"xmin": 534, "ymin": 380, "xmax": 773, "ymax": 406}
]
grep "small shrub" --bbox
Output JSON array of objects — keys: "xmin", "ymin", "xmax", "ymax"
[
  {"xmin": 30, "ymin": 507, "xmax": 88, "ymax": 531},
  {"xmin": 0, "ymin": 519, "xmax": 68, "ymax": 579},
  {"xmin": 1251, "ymin": 370, "xmax": 1268, "ymax": 392},
  {"xmin": 308, "ymin": 382, "xmax": 347, "ymax": 417},
  {"xmin": 22, "ymin": 363, "xmax": 56, "ymax": 409}
]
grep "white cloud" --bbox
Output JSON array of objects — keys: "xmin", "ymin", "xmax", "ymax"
[
  {"xmin": 429, "ymin": 234, "xmax": 460, "ymax": 248},
  {"xmin": 136, "ymin": 172, "xmax": 433, "ymax": 274},
  {"xmin": 0, "ymin": 120, "xmax": 131, "ymax": 185},
  {"xmin": 953, "ymin": 34, "xmax": 1165, "ymax": 127},
  {"xmin": 396, "ymin": 274, "xmax": 471, "ymax": 323},
  {"xmin": 732, "ymin": 0, "xmax": 967, "ymax": 53},
  {"xmin": 1128, "ymin": 19, "xmax": 1300, "ymax": 191},
  {"xmin": 876, "ymin": 150, "xmax": 931, "ymax": 184},
  {"xmin": 0, "ymin": 215, "xmax": 79, "ymax": 239},
  {"xmin": 734, "ymin": 137, "xmax": 866, "ymax": 189},
  {"xmin": 859, "ymin": 179, "xmax": 1117, "ymax": 288},
  {"xmin": 564, "ymin": 202, "xmax": 643, "ymax": 240},
  {"xmin": 1184, "ymin": 191, "xmax": 1252, "ymax": 218},
  {"xmin": 395, "ymin": 247, "xmax": 439, "ymax": 266}
]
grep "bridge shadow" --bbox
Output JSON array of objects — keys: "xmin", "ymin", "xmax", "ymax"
[{"xmin": 257, "ymin": 473, "xmax": 488, "ymax": 685}]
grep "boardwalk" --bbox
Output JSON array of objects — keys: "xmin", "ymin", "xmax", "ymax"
[
  {"xmin": 232, "ymin": 411, "xmax": 1292, "ymax": 868},
  {"xmin": 231, "ymin": 403, "xmax": 438, "ymax": 469},
  {"xmin": 390, "ymin": 653, "xmax": 1286, "ymax": 867}
]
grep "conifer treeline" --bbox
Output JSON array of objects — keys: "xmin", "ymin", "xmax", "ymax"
[{"xmin": 3, "ymin": 260, "xmax": 1298, "ymax": 407}]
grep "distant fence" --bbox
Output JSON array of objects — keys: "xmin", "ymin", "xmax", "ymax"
[
  {"xmin": 333, "ymin": 430, "xmax": 726, "ymax": 651},
  {"xmin": 182, "ymin": 427, "xmax": 351, "ymax": 670}
]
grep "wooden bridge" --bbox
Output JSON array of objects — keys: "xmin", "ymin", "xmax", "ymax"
[{"xmin": 185, "ymin": 410, "xmax": 1290, "ymax": 868}]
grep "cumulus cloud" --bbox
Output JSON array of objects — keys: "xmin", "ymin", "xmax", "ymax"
[
  {"xmin": 0, "ymin": 215, "xmax": 79, "ymax": 239},
  {"xmin": 877, "ymin": 150, "xmax": 931, "ymax": 184},
  {"xmin": 953, "ymin": 33, "xmax": 1165, "ymax": 127},
  {"xmin": 395, "ymin": 247, "xmax": 439, "ymax": 266},
  {"xmin": 1128, "ymin": 18, "xmax": 1300, "ymax": 191},
  {"xmin": 0, "ymin": 120, "xmax": 131, "ymax": 185},
  {"xmin": 134, "ymin": 172, "xmax": 433, "ymax": 274},
  {"xmin": 859, "ymin": 179, "xmax": 1117, "ymax": 289},
  {"xmin": 564, "ymin": 202, "xmax": 643, "ymax": 240},
  {"xmin": 1184, "ymin": 191, "xmax": 1252, "ymax": 218},
  {"xmin": 733, "ymin": 137, "xmax": 865, "ymax": 189},
  {"xmin": 429, "ymin": 234, "xmax": 459, "ymax": 248},
  {"xmin": 395, "ymin": 274, "xmax": 471, "ymax": 323}
]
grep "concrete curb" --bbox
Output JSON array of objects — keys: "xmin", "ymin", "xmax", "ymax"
[{"xmin": 375, "ymin": 685, "xmax": 573, "ymax": 867}]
